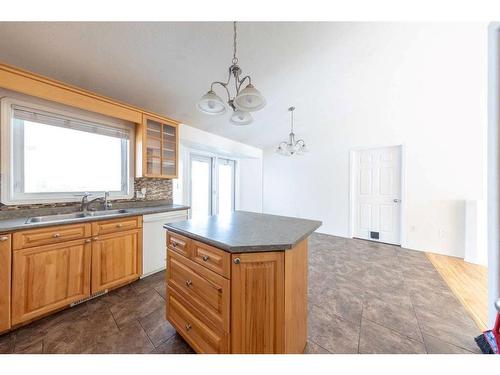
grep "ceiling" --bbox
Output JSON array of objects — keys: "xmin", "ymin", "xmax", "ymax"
[{"xmin": 0, "ymin": 22, "xmax": 454, "ymax": 149}]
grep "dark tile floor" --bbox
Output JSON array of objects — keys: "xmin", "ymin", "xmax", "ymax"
[{"xmin": 0, "ymin": 233, "xmax": 481, "ymax": 354}]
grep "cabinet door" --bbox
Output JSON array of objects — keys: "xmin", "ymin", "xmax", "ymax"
[
  {"xmin": 11, "ymin": 239, "xmax": 91, "ymax": 325},
  {"xmin": 0, "ymin": 235, "xmax": 11, "ymax": 333},
  {"xmin": 231, "ymin": 252, "xmax": 285, "ymax": 354},
  {"xmin": 91, "ymin": 229, "xmax": 141, "ymax": 293},
  {"xmin": 161, "ymin": 122, "xmax": 177, "ymax": 177},
  {"xmin": 145, "ymin": 117, "xmax": 162, "ymax": 176}
]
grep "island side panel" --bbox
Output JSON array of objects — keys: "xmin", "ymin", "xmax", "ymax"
[
  {"xmin": 231, "ymin": 251, "xmax": 285, "ymax": 354},
  {"xmin": 284, "ymin": 238, "xmax": 308, "ymax": 353}
]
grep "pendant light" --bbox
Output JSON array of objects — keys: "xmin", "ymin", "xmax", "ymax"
[
  {"xmin": 197, "ymin": 22, "xmax": 266, "ymax": 125},
  {"xmin": 277, "ymin": 107, "xmax": 308, "ymax": 156}
]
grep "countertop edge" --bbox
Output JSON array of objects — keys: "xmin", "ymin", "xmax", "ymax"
[
  {"xmin": 164, "ymin": 220, "xmax": 322, "ymax": 253},
  {"xmin": 0, "ymin": 204, "xmax": 190, "ymax": 233}
]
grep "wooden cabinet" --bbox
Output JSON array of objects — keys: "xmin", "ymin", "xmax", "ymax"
[
  {"xmin": 165, "ymin": 233, "xmax": 309, "ymax": 354},
  {"xmin": 11, "ymin": 238, "xmax": 91, "ymax": 325},
  {"xmin": 0, "ymin": 235, "xmax": 11, "ymax": 333},
  {"xmin": 91, "ymin": 229, "xmax": 142, "ymax": 293},
  {"xmin": 167, "ymin": 251, "xmax": 230, "ymax": 332},
  {"xmin": 231, "ymin": 252, "xmax": 285, "ymax": 354},
  {"xmin": 137, "ymin": 114, "xmax": 179, "ymax": 179},
  {"xmin": 7, "ymin": 215, "xmax": 143, "ymax": 328}
]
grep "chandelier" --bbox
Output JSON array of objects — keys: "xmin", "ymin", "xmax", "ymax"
[
  {"xmin": 196, "ymin": 22, "xmax": 266, "ymax": 125},
  {"xmin": 277, "ymin": 107, "xmax": 308, "ymax": 156}
]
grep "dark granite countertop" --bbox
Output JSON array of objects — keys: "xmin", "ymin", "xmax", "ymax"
[
  {"xmin": 164, "ymin": 211, "xmax": 322, "ymax": 253},
  {"xmin": 0, "ymin": 204, "xmax": 190, "ymax": 232}
]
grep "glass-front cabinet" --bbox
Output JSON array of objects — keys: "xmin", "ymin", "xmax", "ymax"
[{"xmin": 139, "ymin": 114, "xmax": 179, "ymax": 178}]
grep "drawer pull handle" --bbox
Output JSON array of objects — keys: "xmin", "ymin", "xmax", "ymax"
[
  {"xmin": 233, "ymin": 258, "xmax": 241, "ymax": 264},
  {"xmin": 52, "ymin": 233, "xmax": 61, "ymax": 238},
  {"xmin": 172, "ymin": 242, "xmax": 177, "ymax": 247},
  {"xmin": 185, "ymin": 280, "xmax": 192, "ymax": 287},
  {"xmin": 185, "ymin": 323, "xmax": 192, "ymax": 331},
  {"xmin": 202, "ymin": 255, "xmax": 210, "ymax": 262},
  {"xmin": 116, "ymin": 223, "xmax": 123, "ymax": 228},
  {"xmin": 0, "ymin": 236, "xmax": 8, "ymax": 242}
]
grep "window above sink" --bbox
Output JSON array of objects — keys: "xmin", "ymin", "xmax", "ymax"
[{"xmin": 0, "ymin": 97, "xmax": 135, "ymax": 205}]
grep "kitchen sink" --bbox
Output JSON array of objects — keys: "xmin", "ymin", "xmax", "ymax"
[{"xmin": 25, "ymin": 209, "xmax": 130, "ymax": 224}]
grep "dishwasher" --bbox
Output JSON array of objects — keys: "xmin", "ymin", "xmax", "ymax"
[{"xmin": 142, "ymin": 210, "xmax": 188, "ymax": 277}]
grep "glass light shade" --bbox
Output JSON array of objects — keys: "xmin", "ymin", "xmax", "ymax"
[
  {"xmin": 197, "ymin": 91, "xmax": 227, "ymax": 115},
  {"xmin": 230, "ymin": 110, "xmax": 253, "ymax": 125},
  {"xmin": 234, "ymin": 84, "xmax": 266, "ymax": 112}
]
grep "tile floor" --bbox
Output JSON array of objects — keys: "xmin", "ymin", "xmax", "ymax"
[{"xmin": 0, "ymin": 233, "xmax": 481, "ymax": 354}]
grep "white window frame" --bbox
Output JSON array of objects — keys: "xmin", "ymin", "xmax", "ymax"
[
  {"xmin": 0, "ymin": 98, "xmax": 135, "ymax": 205},
  {"xmin": 188, "ymin": 151, "xmax": 236, "ymax": 217}
]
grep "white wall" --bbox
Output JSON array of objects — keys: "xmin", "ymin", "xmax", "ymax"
[
  {"xmin": 263, "ymin": 24, "xmax": 487, "ymax": 258},
  {"xmin": 173, "ymin": 124, "xmax": 263, "ymax": 213},
  {"xmin": 487, "ymin": 23, "xmax": 500, "ymax": 326}
]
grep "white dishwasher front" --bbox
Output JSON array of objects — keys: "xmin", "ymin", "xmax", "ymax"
[{"xmin": 142, "ymin": 210, "xmax": 188, "ymax": 277}]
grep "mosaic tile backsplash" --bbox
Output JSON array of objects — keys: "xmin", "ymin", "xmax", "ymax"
[{"xmin": 0, "ymin": 177, "xmax": 173, "ymax": 219}]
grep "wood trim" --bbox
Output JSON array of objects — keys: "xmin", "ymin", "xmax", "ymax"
[
  {"xmin": 0, "ymin": 62, "xmax": 181, "ymax": 125},
  {"xmin": 284, "ymin": 239, "xmax": 308, "ymax": 353},
  {"xmin": 0, "ymin": 234, "xmax": 11, "ymax": 333}
]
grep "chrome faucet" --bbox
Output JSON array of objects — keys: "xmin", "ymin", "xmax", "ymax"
[
  {"xmin": 80, "ymin": 192, "xmax": 91, "ymax": 213},
  {"xmin": 104, "ymin": 191, "xmax": 112, "ymax": 210}
]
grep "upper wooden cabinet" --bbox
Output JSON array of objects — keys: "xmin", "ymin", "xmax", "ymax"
[{"xmin": 137, "ymin": 114, "xmax": 179, "ymax": 179}]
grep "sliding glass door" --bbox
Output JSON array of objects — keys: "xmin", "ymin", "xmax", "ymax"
[
  {"xmin": 190, "ymin": 154, "xmax": 235, "ymax": 219},
  {"xmin": 217, "ymin": 158, "xmax": 235, "ymax": 215}
]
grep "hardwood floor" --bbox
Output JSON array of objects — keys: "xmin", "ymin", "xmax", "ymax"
[
  {"xmin": 426, "ymin": 252, "xmax": 488, "ymax": 331},
  {"xmin": 0, "ymin": 233, "xmax": 482, "ymax": 354}
]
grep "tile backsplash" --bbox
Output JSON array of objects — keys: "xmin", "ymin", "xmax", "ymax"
[{"xmin": 0, "ymin": 177, "xmax": 173, "ymax": 219}]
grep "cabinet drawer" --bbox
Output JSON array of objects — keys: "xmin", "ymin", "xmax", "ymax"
[
  {"xmin": 167, "ymin": 232, "xmax": 190, "ymax": 258},
  {"xmin": 191, "ymin": 240, "xmax": 230, "ymax": 278},
  {"xmin": 167, "ymin": 251, "xmax": 229, "ymax": 332},
  {"xmin": 167, "ymin": 286, "xmax": 229, "ymax": 354},
  {"xmin": 13, "ymin": 223, "xmax": 91, "ymax": 250},
  {"xmin": 91, "ymin": 216, "xmax": 141, "ymax": 236}
]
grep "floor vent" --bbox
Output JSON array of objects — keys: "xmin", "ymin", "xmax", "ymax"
[{"xmin": 70, "ymin": 289, "xmax": 108, "ymax": 307}]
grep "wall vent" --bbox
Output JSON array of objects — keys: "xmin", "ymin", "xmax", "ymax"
[{"xmin": 370, "ymin": 231, "xmax": 380, "ymax": 240}]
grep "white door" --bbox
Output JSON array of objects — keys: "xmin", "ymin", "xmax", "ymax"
[{"xmin": 353, "ymin": 146, "xmax": 402, "ymax": 245}]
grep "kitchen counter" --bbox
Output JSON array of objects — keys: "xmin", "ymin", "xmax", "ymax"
[
  {"xmin": 0, "ymin": 204, "xmax": 190, "ymax": 232},
  {"xmin": 164, "ymin": 210, "xmax": 322, "ymax": 253}
]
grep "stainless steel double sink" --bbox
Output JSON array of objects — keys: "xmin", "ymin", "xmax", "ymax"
[{"xmin": 25, "ymin": 209, "xmax": 130, "ymax": 224}]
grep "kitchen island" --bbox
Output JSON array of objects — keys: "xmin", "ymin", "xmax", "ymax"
[{"xmin": 163, "ymin": 211, "xmax": 322, "ymax": 354}]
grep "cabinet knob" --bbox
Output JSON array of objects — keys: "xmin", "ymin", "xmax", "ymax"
[
  {"xmin": 93, "ymin": 237, "xmax": 99, "ymax": 241},
  {"xmin": 233, "ymin": 258, "xmax": 241, "ymax": 264},
  {"xmin": 85, "ymin": 239, "xmax": 91, "ymax": 243},
  {"xmin": 0, "ymin": 236, "xmax": 8, "ymax": 242},
  {"xmin": 116, "ymin": 223, "xmax": 123, "ymax": 228},
  {"xmin": 185, "ymin": 323, "xmax": 192, "ymax": 331},
  {"xmin": 202, "ymin": 255, "xmax": 209, "ymax": 262},
  {"xmin": 171, "ymin": 241, "xmax": 177, "ymax": 247},
  {"xmin": 185, "ymin": 280, "xmax": 192, "ymax": 287},
  {"xmin": 52, "ymin": 233, "xmax": 61, "ymax": 238}
]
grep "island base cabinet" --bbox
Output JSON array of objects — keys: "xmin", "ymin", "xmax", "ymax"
[
  {"xmin": 91, "ymin": 229, "xmax": 142, "ymax": 294},
  {"xmin": 0, "ymin": 235, "xmax": 11, "ymax": 333},
  {"xmin": 231, "ymin": 252, "xmax": 285, "ymax": 354},
  {"xmin": 11, "ymin": 239, "xmax": 91, "ymax": 325}
]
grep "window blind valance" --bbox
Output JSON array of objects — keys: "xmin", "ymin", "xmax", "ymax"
[{"xmin": 12, "ymin": 105, "xmax": 131, "ymax": 140}]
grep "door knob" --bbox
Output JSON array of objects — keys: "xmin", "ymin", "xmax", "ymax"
[{"xmin": 233, "ymin": 258, "xmax": 241, "ymax": 264}]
